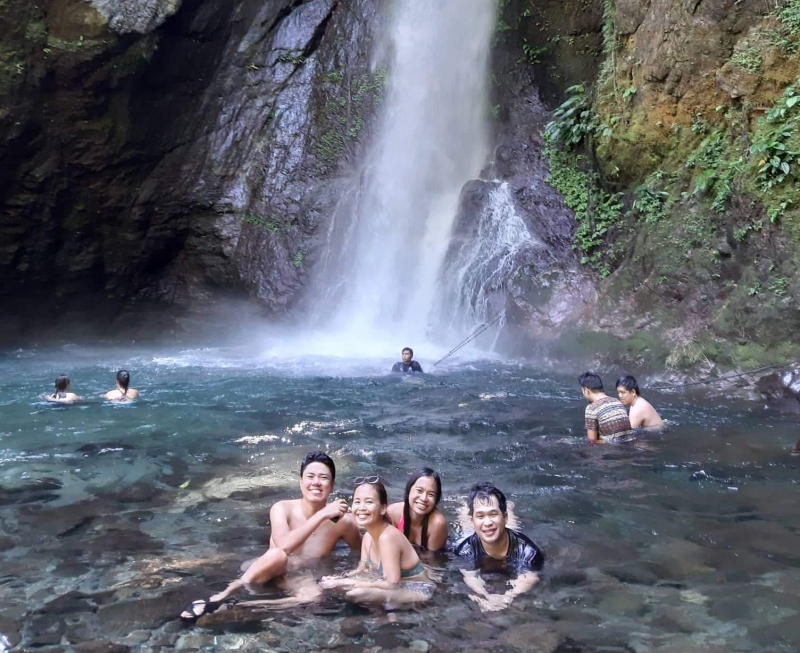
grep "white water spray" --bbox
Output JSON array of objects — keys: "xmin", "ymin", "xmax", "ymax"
[
  {"xmin": 309, "ymin": 0, "xmax": 497, "ymax": 350},
  {"xmin": 435, "ymin": 182, "xmax": 544, "ymax": 344}
]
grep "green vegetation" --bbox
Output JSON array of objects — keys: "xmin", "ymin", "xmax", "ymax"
[
  {"xmin": 277, "ymin": 53, "xmax": 307, "ymax": 65},
  {"xmin": 778, "ymin": 0, "xmax": 800, "ymax": 35},
  {"xmin": 292, "ymin": 252, "xmax": 304, "ymax": 268},
  {"xmin": 241, "ymin": 213, "xmax": 290, "ymax": 233},
  {"xmin": 729, "ymin": 45, "xmax": 761, "ymax": 73},
  {"xmin": 314, "ymin": 65, "xmax": 388, "ymax": 173}
]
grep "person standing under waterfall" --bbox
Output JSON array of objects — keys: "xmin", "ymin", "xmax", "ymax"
[{"xmin": 391, "ymin": 347, "xmax": 423, "ymax": 373}]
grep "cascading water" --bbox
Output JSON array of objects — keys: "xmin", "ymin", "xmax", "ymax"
[
  {"xmin": 434, "ymin": 182, "xmax": 545, "ymax": 345},
  {"xmin": 309, "ymin": 0, "xmax": 497, "ymax": 350}
]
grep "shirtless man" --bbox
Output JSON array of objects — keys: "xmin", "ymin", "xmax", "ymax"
[
  {"xmin": 616, "ymin": 375, "xmax": 664, "ymax": 430},
  {"xmin": 181, "ymin": 451, "xmax": 361, "ymax": 620}
]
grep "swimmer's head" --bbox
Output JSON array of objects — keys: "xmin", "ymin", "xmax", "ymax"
[
  {"xmin": 403, "ymin": 468, "xmax": 441, "ymax": 547},
  {"xmin": 468, "ymin": 482, "xmax": 507, "ymax": 545},
  {"xmin": 54, "ymin": 376, "xmax": 70, "ymax": 392},
  {"xmin": 467, "ymin": 482, "xmax": 507, "ymax": 516},
  {"xmin": 116, "ymin": 369, "xmax": 130, "ymax": 390},
  {"xmin": 616, "ymin": 375, "xmax": 640, "ymax": 406},
  {"xmin": 404, "ymin": 467, "xmax": 441, "ymax": 515},
  {"xmin": 300, "ymin": 451, "xmax": 336, "ymax": 481},
  {"xmin": 402, "ymin": 347, "xmax": 413, "ymax": 364},
  {"xmin": 352, "ymin": 478, "xmax": 390, "ymax": 525},
  {"xmin": 579, "ymin": 372, "xmax": 603, "ymax": 400}
]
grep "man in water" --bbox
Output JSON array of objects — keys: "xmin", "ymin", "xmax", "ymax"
[
  {"xmin": 391, "ymin": 347, "xmax": 423, "ymax": 373},
  {"xmin": 616, "ymin": 375, "xmax": 664, "ymax": 430},
  {"xmin": 579, "ymin": 372, "xmax": 635, "ymax": 442},
  {"xmin": 454, "ymin": 482, "xmax": 543, "ymax": 612},
  {"xmin": 181, "ymin": 451, "xmax": 361, "ymax": 620}
]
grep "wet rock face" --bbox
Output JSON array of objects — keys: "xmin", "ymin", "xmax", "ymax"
[
  {"xmin": 0, "ymin": 0, "xmax": 383, "ymax": 338},
  {"xmin": 443, "ymin": 21, "xmax": 594, "ymax": 353}
]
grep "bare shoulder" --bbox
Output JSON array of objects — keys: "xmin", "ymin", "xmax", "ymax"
[
  {"xmin": 379, "ymin": 524, "xmax": 405, "ymax": 546},
  {"xmin": 387, "ymin": 503, "xmax": 403, "ymax": 523},
  {"xmin": 271, "ymin": 498, "xmax": 297, "ymax": 517},
  {"xmin": 128, "ymin": 388, "xmax": 140, "ymax": 399},
  {"xmin": 429, "ymin": 509, "xmax": 448, "ymax": 529}
]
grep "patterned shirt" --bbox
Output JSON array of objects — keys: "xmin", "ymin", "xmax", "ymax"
[
  {"xmin": 584, "ymin": 396, "xmax": 634, "ymax": 442},
  {"xmin": 454, "ymin": 528, "xmax": 544, "ymax": 573}
]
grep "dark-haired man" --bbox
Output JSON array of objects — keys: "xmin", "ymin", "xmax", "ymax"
[
  {"xmin": 454, "ymin": 482, "xmax": 544, "ymax": 612},
  {"xmin": 181, "ymin": 451, "xmax": 361, "ymax": 620},
  {"xmin": 579, "ymin": 372, "xmax": 635, "ymax": 443},
  {"xmin": 616, "ymin": 375, "xmax": 663, "ymax": 430},
  {"xmin": 391, "ymin": 347, "xmax": 423, "ymax": 373}
]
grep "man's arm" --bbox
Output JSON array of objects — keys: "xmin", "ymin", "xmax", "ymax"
[
  {"xmin": 270, "ymin": 500, "xmax": 347, "ymax": 555},
  {"xmin": 584, "ymin": 408, "xmax": 600, "ymax": 442},
  {"xmin": 412, "ymin": 361, "xmax": 423, "ymax": 373},
  {"xmin": 339, "ymin": 513, "xmax": 363, "ymax": 551},
  {"xmin": 468, "ymin": 571, "xmax": 540, "ymax": 612},
  {"xmin": 391, "ymin": 363, "xmax": 401, "ymax": 373}
]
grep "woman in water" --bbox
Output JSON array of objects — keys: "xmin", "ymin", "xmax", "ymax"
[
  {"xmin": 320, "ymin": 477, "xmax": 432, "ymax": 607},
  {"xmin": 103, "ymin": 370, "xmax": 139, "ymax": 401},
  {"xmin": 47, "ymin": 376, "xmax": 79, "ymax": 403},
  {"xmin": 387, "ymin": 467, "xmax": 448, "ymax": 551}
]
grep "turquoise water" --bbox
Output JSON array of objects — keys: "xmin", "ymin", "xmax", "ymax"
[{"xmin": 1, "ymin": 344, "xmax": 799, "ymax": 652}]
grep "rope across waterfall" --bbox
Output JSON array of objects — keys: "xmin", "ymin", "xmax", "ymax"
[{"xmin": 433, "ymin": 310, "xmax": 506, "ymax": 367}]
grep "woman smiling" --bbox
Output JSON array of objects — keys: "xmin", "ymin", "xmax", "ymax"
[
  {"xmin": 387, "ymin": 467, "xmax": 448, "ymax": 551},
  {"xmin": 320, "ymin": 477, "xmax": 433, "ymax": 607}
]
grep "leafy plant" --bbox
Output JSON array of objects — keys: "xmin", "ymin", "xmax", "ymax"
[
  {"xmin": 750, "ymin": 122, "xmax": 799, "ymax": 190},
  {"xmin": 768, "ymin": 199, "xmax": 793, "ymax": 223},
  {"xmin": 769, "ymin": 277, "xmax": 790, "ymax": 297},
  {"xmin": 521, "ymin": 41, "xmax": 546, "ymax": 64},
  {"xmin": 292, "ymin": 252, "xmax": 304, "ymax": 268},
  {"xmin": 622, "ymin": 86, "xmax": 637, "ymax": 102},
  {"xmin": 729, "ymin": 45, "xmax": 761, "ymax": 73},
  {"xmin": 277, "ymin": 53, "xmax": 306, "ymax": 65},
  {"xmin": 632, "ymin": 186, "xmax": 669, "ymax": 224},
  {"xmin": 778, "ymin": 0, "xmax": 800, "ymax": 36},
  {"xmin": 544, "ymin": 85, "xmax": 597, "ymax": 148}
]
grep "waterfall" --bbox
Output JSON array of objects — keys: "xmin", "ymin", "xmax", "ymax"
[
  {"xmin": 434, "ymin": 182, "xmax": 544, "ymax": 344},
  {"xmin": 309, "ymin": 0, "xmax": 497, "ymax": 350}
]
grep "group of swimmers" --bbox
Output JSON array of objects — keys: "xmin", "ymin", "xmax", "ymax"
[
  {"xmin": 46, "ymin": 370, "xmax": 139, "ymax": 403},
  {"xmin": 390, "ymin": 347, "xmax": 664, "ymax": 443},
  {"xmin": 180, "ymin": 451, "xmax": 544, "ymax": 621}
]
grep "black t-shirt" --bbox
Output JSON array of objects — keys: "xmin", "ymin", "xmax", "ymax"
[
  {"xmin": 453, "ymin": 528, "xmax": 544, "ymax": 573},
  {"xmin": 391, "ymin": 361, "xmax": 423, "ymax": 373}
]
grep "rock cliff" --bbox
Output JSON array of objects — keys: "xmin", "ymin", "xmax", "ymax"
[{"xmin": 0, "ymin": 0, "xmax": 384, "ymax": 338}]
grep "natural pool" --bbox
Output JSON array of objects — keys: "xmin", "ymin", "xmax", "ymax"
[{"xmin": 1, "ymin": 344, "xmax": 799, "ymax": 653}]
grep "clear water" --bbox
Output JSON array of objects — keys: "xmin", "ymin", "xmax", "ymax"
[{"xmin": 1, "ymin": 345, "xmax": 799, "ymax": 653}]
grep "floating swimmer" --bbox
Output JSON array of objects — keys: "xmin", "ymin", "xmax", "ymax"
[
  {"xmin": 47, "ymin": 376, "xmax": 80, "ymax": 403},
  {"xmin": 391, "ymin": 347, "xmax": 423, "ymax": 374},
  {"xmin": 102, "ymin": 369, "xmax": 139, "ymax": 402}
]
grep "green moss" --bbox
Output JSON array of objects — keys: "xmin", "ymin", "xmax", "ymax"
[{"xmin": 551, "ymin": 328, "xmax": 669, "ymax": 370}]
